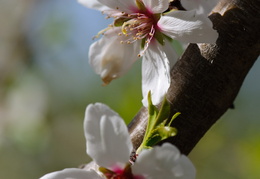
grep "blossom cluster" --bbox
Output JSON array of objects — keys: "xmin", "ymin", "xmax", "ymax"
[
  {"xmin": 41, "ymin": 0, "xmax": 219, "ymax": 178},
  {"xmin": 80, "ymin": 0, "xmax": 218, "ymax": 106},
  {"xmin": 41, "ymin": 103, "xmax": 196, "ymax": 179}
]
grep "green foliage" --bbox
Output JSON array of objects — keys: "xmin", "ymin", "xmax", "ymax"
[{"xmin": 137, "ymin": 92, "xmax": 179, "ymax": 153}]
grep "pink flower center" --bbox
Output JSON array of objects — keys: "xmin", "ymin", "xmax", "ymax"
[
  {"xmin": 100, "ymin": 2, "xmax": 162, "ymax": 56},
  {"xmin": 119, "ymin": 12, "xmax": 157, "ymax": 45},
  {"xmin": 100, "ymin": 164, "xmax": 144, "ymax": 179}
]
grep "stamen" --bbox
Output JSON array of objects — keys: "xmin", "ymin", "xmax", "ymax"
[{"xmin": 93, "ymin": 26, "xmax": 112, "ymax": 39}]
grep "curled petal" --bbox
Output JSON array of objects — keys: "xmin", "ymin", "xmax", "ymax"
[
  {"xmin": 142, "ymin": 0, "xmax": 169, "ymax": 13},
  {"xmin": 89, "ymin": 27, "xmax": 141, "ymax": 85},
  {"xmin": 84, "ymin": 103, "xmax": 133, "ymax": 168},
  {"xmin": 142, "ymin": 41, "xmax": 171, "ymax": 107},
  {"xmin": 132, "ymin": 143, "xmax": 196, "ymax": 179},
  {"xmin": 158, "ymin": 10, "xmax": 218, "ymax": 43},
  {"xmin": 40, "ymin": 168, "xmax": 101, "ymax": 179}
]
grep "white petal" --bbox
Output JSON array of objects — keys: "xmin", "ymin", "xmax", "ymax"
[
  {"xmin": 141, "ymin": 41, "xmax": 171, "ymax": 107},
  {"xmin": 84, "ymin": 103, "xmax": 133, "ymax": 168},
  {"xmin": 158, "ymin": 10, "xmax": 218, "ymax": 43},
  {"xmin": 89, "ymin": 27, "xmax": 141, "ymax": 85},
  {"xmin": 78, "ymin": 0, "xmax": 111, "ymax": 11},
  {"xmin": 161, "ymin": 40, "xmax": 179, "ymax": 69},
  {"xmin": 115, "ymin": 0, "xmax": 138, "ymax": 12},
  {"xmin": 142, "ymin": 0, "xmax": 169, "ymax": 13},
  {"xmin": 79, "ymin": 0, "xmax": 137, "ymax": 13},
  {"xmin": 99, "ymin": 0, "xmax": 137, "ymax": 13},
  {"xmin": 181, "ymin": 0, "xmax": 219, "ymax": 14},
  {"xmin": 40, "ymin": 168, "xmax": 101, "ymax": 179},
  {"xmin": 132, "ymin": 143, "xmax": 196, "ymax": 179}
]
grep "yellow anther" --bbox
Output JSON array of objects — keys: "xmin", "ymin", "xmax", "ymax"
[{"xmin": 122, "ymin": 22, "xmax": 129, "ymax": 35}]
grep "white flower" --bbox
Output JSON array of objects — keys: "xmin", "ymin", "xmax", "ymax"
[
  {"xmin": 79, "ymin": 0, "xmax": 218, "ymax": 106},
  {"xmin": 40, "ymin": 103, "xmax": 196, "ymax": 179}
]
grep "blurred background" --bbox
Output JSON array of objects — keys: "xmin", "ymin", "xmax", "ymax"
[{"xmin": 0, "ymin": 0, "xmax": 259, "ymax": 178}]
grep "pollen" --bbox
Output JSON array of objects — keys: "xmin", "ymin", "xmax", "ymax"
[{"xmin": 98, "ymin": 4, "xmax": 160, "ymax": 53}]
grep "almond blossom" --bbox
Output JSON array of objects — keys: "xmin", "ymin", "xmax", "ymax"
[
  {"xmin": 40, "ymin": 103, "xmax": 195, "ymax": 179},
  {"xmin": 79, "ymin": 1, "xmax": 218, "ymax": 107}
]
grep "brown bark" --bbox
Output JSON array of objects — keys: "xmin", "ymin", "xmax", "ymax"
[{"xmin": 128, "ymin": 0, "xmax": 260, "ymax": 155}]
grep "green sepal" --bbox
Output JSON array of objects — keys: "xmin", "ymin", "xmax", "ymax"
[
  {"xmin": 153, "ymin": 94, "xmax": 171, "ymax": 127},
  {"xmin": 168, "ymin": 112, "xmax": 181, "ymax": 127},
  {"xmin": 153, "ymin": 13, "xmax": 161, "ymax": 22},
  {"xmin": 154, "ymin": 31, "xmax": 165, "ymax": 46},
  {"xmin": 145, "ymin": 91, "xmax": 159, "ymax": 137},
  {"xmin": 99, "ymin": 167, "xmax": 114, "ymax": 175},
  {"xmin": 137, "ymin": 91, "xmax": 179, "ymax": 154},
  {"xmin": 136, "ymin": 0, "xmax": 146, "ymax": 11},
  {"xmin": 162, "ymin": 33, "xmax": 173, "ymax": 42},
  {"xmin": 141, "ymin": 38, "xmax": 146, "ymax": 49},
  {"xmin": 162, "ymin": 8, "xmax": 177, "ymax": 16},
  {"xmin": 114, "ymin": 17, "xmax": 130, "ymax": 27},
  {"xmin": 145, "ymin": 125, "xmax": 177, "ymax": 147}
]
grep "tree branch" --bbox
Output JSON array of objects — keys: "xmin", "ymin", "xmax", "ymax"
[{"xmin": 128, "ymin": 0, "xmax": 260, "ymax": 155}]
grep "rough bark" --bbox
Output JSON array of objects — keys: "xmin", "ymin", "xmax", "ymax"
[{"xmin": 128, "ymin": 0, "xmax": 260, "ymax": 155}]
